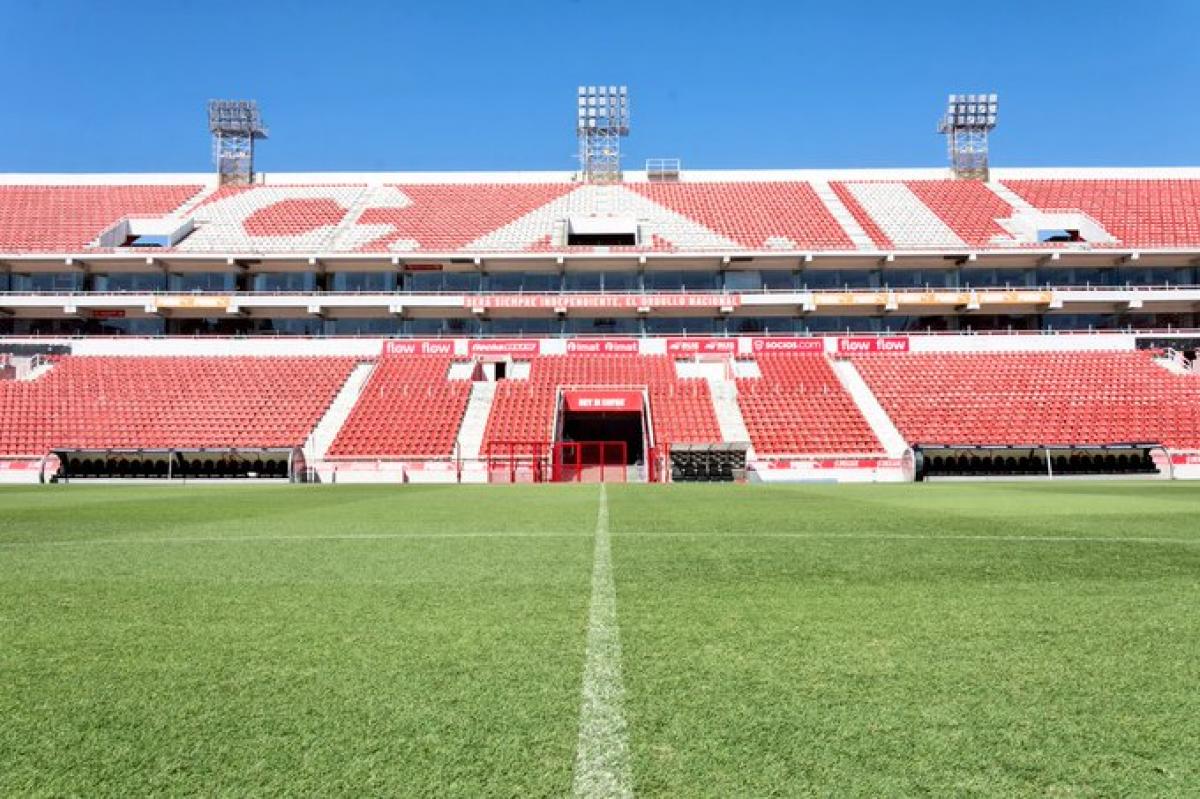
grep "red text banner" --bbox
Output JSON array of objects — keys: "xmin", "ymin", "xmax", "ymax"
[
  {"xmin": 562, "ymin": 390, "xmax": 644, "ymax": 412},
  {"xmin": 751, "ymin": 337, "xmax": 824, "ymax": 354},
  {"xmin": 666, "ymin": 338, "xmax": 738, "ymax": 355},
  {"xmin": 467, "ymin": 339, "xmax": 542, "ymax": 356},
  {"xmin": 565, "ymin": 339, "xmax": 640, "ymax": 355},
  {"xmin": 465, "ymin": 294, "xmax": 741, "ymax": 310},
  {"xmin": 836, "ymin": 336, "xmax": 910, "ymax": 354},
  {"xmin": 760, "ymin": 458, "xmax": 902, "ymax": 469},
  {"xmin": 382, "ymin": 339, "xmax": 456, "ymax": 356}
]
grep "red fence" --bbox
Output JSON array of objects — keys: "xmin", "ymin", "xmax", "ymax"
[
  {"xmin": 485, "ymin": 441, "xmax": 549, "ymax": 483},
  {"xmin": 551, "ymin": 441, "xmax": 628, "ymax": 483}
]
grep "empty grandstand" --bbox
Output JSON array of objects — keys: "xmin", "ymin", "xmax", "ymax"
[{"xmin": 2, "ymin": 93, "xmax": 1200, "ymax": 484}]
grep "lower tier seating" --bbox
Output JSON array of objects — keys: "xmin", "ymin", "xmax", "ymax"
[
  {"xmin": 5, "ymin": 348, "xmax": 1194, "ymax": 464},
  {"xmin": 851, "ymin": 350, "xmax": 1200, "ymax": 448},
  {"xmin": 0, "ymin": 356, "xmax": 356, "ymax": 455},
  {"xmin": 327, "ymin": 356, "xmax": 470, "ymax": 458},
  {"xmin": 736, "ymin": 354, "xmax": 882, "ymax": 455},
  {"xmin": 482, "ymin": 354, "xmax": 721, "ymax": 453}
]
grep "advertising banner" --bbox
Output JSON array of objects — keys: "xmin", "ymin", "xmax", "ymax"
[
  {"xmin": 465, "ymin": 294, "xmax": 741, "ymax": 310},
  {"xmin": 156, "ymin": 296, "xmax": 231, "ymax": 309},
  {"xmin": 565, "ymin": 339, "xmax": 640, "ymax": 355},
  {"xmin": 750, "ymin": 337, "xmax": 824, "ymax": 353},
  {"xmin": 467, "ymin": 339, "xmax": 542, "ymax": 356},
  {"xmin": 382, "ymin": 339, "xmax": 456, "ymax": 356},
  {"xmin": 836, "ymin": 336, "xmax": 910, "ymax": 354},
  {"xmin": 665, "ymin": 338, "xmax": 738, "ymax": 355}
]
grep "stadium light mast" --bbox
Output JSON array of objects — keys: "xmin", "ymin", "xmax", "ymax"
[
  {"xmin": 576, "ymin": 85, "xmax": 629, "ymax": 183},
  {"xmin": 938, "ymin": 93, "xmax": 998, "ymax": 181},
  {"xmin": 207, "ymin": 100, "xmax": 268, "ymax": 185}
]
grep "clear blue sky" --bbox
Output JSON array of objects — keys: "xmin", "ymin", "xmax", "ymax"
[{"xmin": 2, "ymin": 0, "xmax": 1197, "ymax": 173}]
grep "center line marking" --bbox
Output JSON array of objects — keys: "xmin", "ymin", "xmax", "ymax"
[{"xmin": 572, "ymin": 483, "xmax": 633, "ymax": 799}]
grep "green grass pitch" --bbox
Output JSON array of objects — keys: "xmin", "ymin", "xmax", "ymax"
[{"xmin": 1, "ymin": 482, "xmax": 1198, "ymax": 796}]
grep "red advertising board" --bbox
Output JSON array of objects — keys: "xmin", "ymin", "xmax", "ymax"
[
  {"xmin": 467, "ymin": 339, "xmax": 542, "ymax": 356},
  {"xmin": 665, "ymin": 338, "xmax": 738, "ymax": 355},
  {"xmin": 750, "ymin": 337, "xmax": 824, "ymax": 354},
  {"xmin": 565, "ymin": 339, "xmax": 640, "ymax": 355},
  {"xmin": 836, "ymin": 336, "xmax": 910, "ymax": 354},
  {"xmin": 875, "ymin": 336, "xmax": 910, "ymax": 353},
  {"xmin": 382, "ymin": 339, "xmax": 456, "ymax": 356},
  {"xmin": 89, "ymin": 309, "xmax": 127, "ymax": 319},
  {"xmin": 562, "ymin": 390, "xmax": 644, "ymax": 412},
  {"xmin": 465, "ymin": 294, "xmax": 741, "ymax": 310}
]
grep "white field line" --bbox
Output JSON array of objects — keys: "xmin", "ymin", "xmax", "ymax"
[
  {"xmin": 627, "ymin": 532, "xmax": 1200, "ymax": 546},
  {"xmin": 1, "ymin": 530, "xmax": 1198, "ymax": 549},
  {"xmin": 572, "ymin": 484, "xmax": 634, "ymax": 799},
  {"xmin": 0, "ymin": 532, "xmax": 587, "ymax": 548}
]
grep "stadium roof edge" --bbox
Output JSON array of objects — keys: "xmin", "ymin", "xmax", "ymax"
[{"xmin": 3, "ymin": 165, "xmax": 1200, "ymax": 186}]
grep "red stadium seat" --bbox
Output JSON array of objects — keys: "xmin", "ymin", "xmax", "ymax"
[
  {"xmin": 326, "ymin": 355, "xmax": 470, "ymax": 458},
  {"xmin": 850, "ymin": 350, "xmax": 1200, "ymax": 448},
  {"xmin": 1001, "ymin": 180, "xmax": 1200, "ymax": 248},
  {"xmin": 0, "ymin": 356, "xmax": 357, "ymax": 455},
  {"xmin": 0, "ymin": 185, "xmax": 202, "ymax": 251},
  {"xmin": 736, "ymin": 354, "xmax": 883, "ymax": 456}
]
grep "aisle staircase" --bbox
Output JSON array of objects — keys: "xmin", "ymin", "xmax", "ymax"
[{"xmin": 304, "ymin": 362, "xmax": 376, "ymax": 461}]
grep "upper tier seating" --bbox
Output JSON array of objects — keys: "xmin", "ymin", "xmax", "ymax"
[
  {"xmin": 4, "ymin": 178, "xmax": 1199, "ymax": 254},
  {"xmin": 1001, "ymin": 180, "xmax": 1200, "ymax": 248},
  {"xmin": 179, "ymin": 185, "xmax": 369, "ymax": 252},
  {"xmin": 356, "ymin": 183, "xmax": 577, "ymax": 252},
  {"xmin": 326, "ymin": 356, "xmax": 470, "ymax": 458},
  {"xmin": 0, "ymin": 185, "xmax": 202, "ymax": 251},
  {"xmin": 736, "ymin": 354, "xmax": 882, "ymax": 455},
  {"xmin": 0, "ymin": 356, "xmax": 356, "ymax": 456},
  {"xmin": 358, "ymin": 182, "xmax": 797, "ymax": 253},
  {"xmin": 627, "ymin": 182, "xmax": 855, "ymax": 250},
  {"xmin": 482, "ymin": 354, "xmax": 721, "ymax": 452},
  {"xmin": 850, "ymin": 350, "xmax": 1200, "ymax": 448},
  {"xmin": 904, "ymin": 180, "xmax": 1015, "ymax": 247},
  {"xmin": 829, "ymin": 181, "xmax": 1015, "ymax": 249}
]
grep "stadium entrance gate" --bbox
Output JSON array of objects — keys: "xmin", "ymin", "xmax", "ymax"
[
  {"xmin": 487, "ymin": 387, "xmax": 661, "ymax": 482},
  {"xmin": 557, "ymin": 387, "xmax": 655, "ymax": 482}
]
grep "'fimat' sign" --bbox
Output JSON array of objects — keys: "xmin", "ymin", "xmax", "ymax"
[{"xmin": 565, "ymin": 339, "xmax": 640, "ymax": 355}]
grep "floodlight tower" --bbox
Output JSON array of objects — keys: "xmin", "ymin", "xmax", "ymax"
[
  {"xmin": 937, "ymin": 93, "xmax": 999, "ymax": 180},
  {"xmin": 207, "ymin": 100, "xmax": 268, "ymax": 185},
  {"xmin": 576, "ymin": 85, "xmax": 629, "ymax": 183}
]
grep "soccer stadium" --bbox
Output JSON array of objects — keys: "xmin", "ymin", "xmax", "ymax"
[{"xmin": 2, "ymin": 6, "xmax": 1200, "ymax": 793}]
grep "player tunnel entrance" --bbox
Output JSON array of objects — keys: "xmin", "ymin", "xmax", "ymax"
[{"xmin": 554, "ymin": 389, "xmax": 650, "ymax": 481}]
